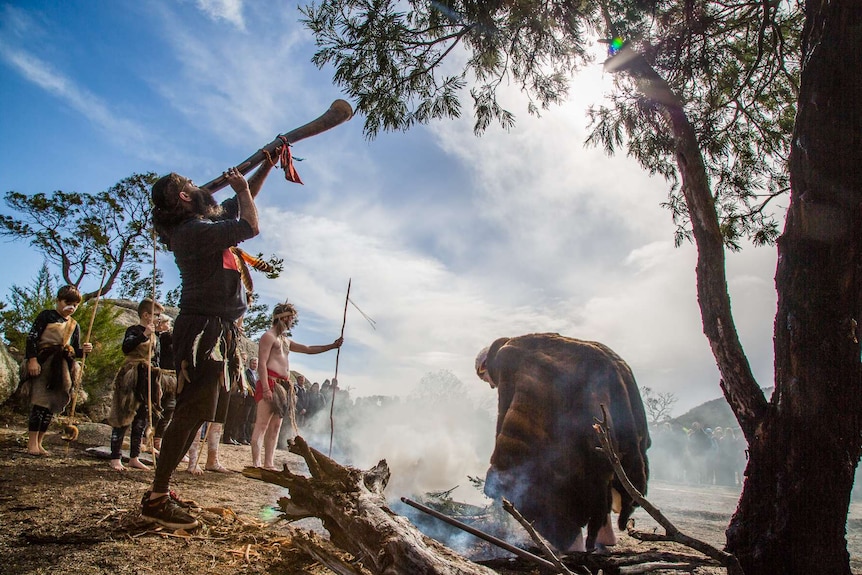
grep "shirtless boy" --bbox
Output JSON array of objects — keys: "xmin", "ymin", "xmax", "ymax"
[{"xmin": 253, "ymin": 301, "xmax": 342, "ymax": 470}]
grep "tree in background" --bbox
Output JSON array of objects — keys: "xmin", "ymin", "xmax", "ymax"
[
  {"xmin": 116, "ymin": 266, "xmax": 165, "ymax": 302},
  {"xmin": 301, "ymin": 1, "xmax": 860, "ymax": 573},
  {"xmin": 0, "ymin": 172, "xmax": 158, "ymax": 301},
  {"xmin": 240, "ymin": 298, "xmax": 271, "ymax": 340},
  {"xmin": 410, "ymin": 369, "xmax": 468, "ymax": 408},
  {"xmin": 0, "ymin": 263, "xmax": 56, "ymax": 353},
  {"xmin": 641, "ymin": 386, "xmax": 678, "ymax": 425}
]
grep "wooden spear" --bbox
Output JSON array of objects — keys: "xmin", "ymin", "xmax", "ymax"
[
  {"xmin": 62, "ymin": 268, "xmax": 107, "ymax": 441},
  {"xmin": 146, "ymin": 227, "xmax": 159, "ymax": 466},
  {"xmin": 329, "ymin": 278, "xmax": 351, "ymax": 458}
]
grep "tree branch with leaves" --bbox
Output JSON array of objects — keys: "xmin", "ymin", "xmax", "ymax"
[{"xmin": 0, "ymin": 172, "xmax": 159, "ymax": 301}]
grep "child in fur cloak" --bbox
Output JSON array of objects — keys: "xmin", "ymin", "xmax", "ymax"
[
  {"xmin": 18, "ymin": 284, "xmax": 93, "ymax": 456},
  {"xmin": 106, "ymin": 298, "xmax": 164, "ymax": 471}
]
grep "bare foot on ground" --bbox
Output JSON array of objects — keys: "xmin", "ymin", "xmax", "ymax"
[
  {"xmin": 128, "ymin": 458, "xmax": 150, "ymax": 470},
  {"xmin": 109, "ymin": 459, "xmax": 125, "ymax": 471}
]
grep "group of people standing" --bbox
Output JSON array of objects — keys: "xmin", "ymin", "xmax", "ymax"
[
  {"xmin": 17, "ymin": 154, "xmax": 343, "ymax": 530},
  {"xmin": 648, "ymin": 421, "xmax": 748, "ymax": 487}
]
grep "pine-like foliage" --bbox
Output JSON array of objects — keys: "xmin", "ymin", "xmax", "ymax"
[{"xmin": 302, "ymin": 0, "xmax": 802, "ymax": 246}]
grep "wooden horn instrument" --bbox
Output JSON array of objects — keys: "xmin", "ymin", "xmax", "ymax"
[{"xmin": 202, "ymin": 99, "xmax": 354, "ymax": 193}]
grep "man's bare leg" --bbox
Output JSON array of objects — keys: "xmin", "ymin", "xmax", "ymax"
[
  {"xmin": 186, "ymin": 425, "xmax": 204, "ymax": 476},
  {"xmin": 36, "ymin": 431, "xmax": 50, "ymax": 455},
  {"xmin": 204, "ymin": 423, "xmax": 230, "ymax": 473},
  {"xmin": 263, "ymin": 416, "xmax": 283, "ymax": 471},
  {"xmin": 251, "ymin": 402, "xmax": 273, "ymax": 468},
  {"xmin": 596, "ymin": 513, "xmax": 618, "ymax": 546}
]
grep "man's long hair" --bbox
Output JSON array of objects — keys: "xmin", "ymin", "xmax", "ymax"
[
  {"xmin": 272, "ymin": 301, "xmax": 299, "ymax": 333},
  {"xmin": 151, "ymin": 173, "xmax": 224, "ymax": 249},
  {"xmin": 151, "ymin": 173, "xmax": 188, "ymax": 250}
]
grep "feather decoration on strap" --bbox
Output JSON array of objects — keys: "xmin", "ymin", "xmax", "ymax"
[
  {"xmin": 229, "ymin": 247, "xmax": 278, "ymax": 297},
  {"xmin": 229, "ymin": 247, "xmax": 255, "ymax": 295},
  {"xmin": 236, "ymin": 248, "xmax": 275, "ymax": 274}
]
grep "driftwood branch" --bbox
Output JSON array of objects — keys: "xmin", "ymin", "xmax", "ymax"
[
  {"xmin": 243, "ymin": 436, "xmax": 498, "ymax": 575},
  {"xmin": 593, "ymin": 405, "xmax": 745, "ymax": 575},
  {"xmin": 501, "ymin": 498, "xmax": 576, "ymax": 575},
  {"xmin": 401, "ymin": 496, "xmax": 558, "ymax": 570},
  {"xmin": 291, "ymin": 530, "xmax": 374, "ymax": 575},
  {"xmin": 247, "ymin": 432, "xmax": 736, "ymax": 575},
  {"xmin": 478, "ymin": 549, "xmax": 713, "ymax": 575}
]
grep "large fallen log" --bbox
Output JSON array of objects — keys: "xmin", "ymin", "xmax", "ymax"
[
  {"xmin": 242, "ymin": 437, "xmax": 498, "ymax": 575},
  {"xmin": 244, "ymin": 435, "xmax": 729, "ymax": 575}
]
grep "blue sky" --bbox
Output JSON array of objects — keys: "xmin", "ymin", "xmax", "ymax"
[{"xmin": 0, "ymin": 0, "xmax": 782, "ymax": 424}]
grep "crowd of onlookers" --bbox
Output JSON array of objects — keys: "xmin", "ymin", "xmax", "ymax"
[
  {"xmin": 221, "ymin": 360, "xmax": 349, "ymax": 451},
  {"xmin": 648, "ymin": 421, "xmax": 748, "ymax": 487}
]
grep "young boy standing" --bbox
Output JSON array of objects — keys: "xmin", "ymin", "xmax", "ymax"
[
  {"xmin": 21, "ymin": 285, "xmax": 93, "ymax": 456},
  {"xmin": 106, "ymin": 298, "xmax": 164, "ymax": 471}
]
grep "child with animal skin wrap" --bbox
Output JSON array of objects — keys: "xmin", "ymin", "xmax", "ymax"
[
  {"xmin": 253, "ymin": 301, "xmax": 342, "ymax": 471},
  {"xmin": 19, "ymin": 285, "xmax": 93, "ymax": 456},
  {"xmin": 106, "ymin": 298, "xmax": 164, "ymax": 471}
]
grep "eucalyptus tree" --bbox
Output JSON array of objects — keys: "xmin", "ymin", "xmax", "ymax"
[
  {"xmin": 0, "ymin": 172, "xmax": 159, "ymax": 301},
  {"xmin": 301, "ymin": 1, "xmax": 861, "ymax": 573}
]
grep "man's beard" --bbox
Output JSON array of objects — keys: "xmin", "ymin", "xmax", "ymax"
[
  {"xmin": 188, "ymin": 187, "xmax": 225, "ymax": 219},
  {"xmin": 275, "ymin": 318, "xmax": 296, "ymax": 334}
]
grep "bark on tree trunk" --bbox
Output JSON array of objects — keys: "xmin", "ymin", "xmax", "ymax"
[
  {"xmin": 611, "ymin": 3, "xmax": 862, "ymax": 572},
  {"xmin": 725, "ymin": 4, "xmax": 862, "ymax": 574}
]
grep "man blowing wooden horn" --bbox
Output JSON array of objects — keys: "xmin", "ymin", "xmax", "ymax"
[{"xmin": 140, "ymin": 158, "xmax": 276, "ymax": 530}]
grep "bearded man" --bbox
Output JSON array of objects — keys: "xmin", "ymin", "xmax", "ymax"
[
  {"xmin": 252, "ymin": 302, "xmax": 342, "ymax": 471},
  {"xmin": 140, "ymin": 160, "xmax": 274, "ymax": 530}
]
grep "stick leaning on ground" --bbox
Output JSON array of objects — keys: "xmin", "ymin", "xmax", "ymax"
[
  {"xmin": 593, "ymin": 404, "xmax": 745, "ymax": 575},
  {"xmin": 61, "ymin": 271, "xmax": 107, "ymax": 442}
]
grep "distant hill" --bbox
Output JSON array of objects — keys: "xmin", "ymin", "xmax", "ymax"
[{"xmin": 671, "ymin": 387, "xmax": 774, "ymax": 430}]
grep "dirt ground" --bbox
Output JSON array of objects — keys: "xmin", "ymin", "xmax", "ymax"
[{"xmin": 1, "ymin": 414, "xmax": 857, "ymax": 575}]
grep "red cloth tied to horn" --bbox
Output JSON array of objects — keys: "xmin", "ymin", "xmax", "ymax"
[{"xmin": 278, "ymin": 136, "xmax": 303, "ymax": 185}]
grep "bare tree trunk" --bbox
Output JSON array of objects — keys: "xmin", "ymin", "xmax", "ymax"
[
  {"xmin": 725, "ymin": 3, "xmax": 862, "ymax": 574},
  {"xmin": 607, "ymin": 46, "xmax": 769, "ymax": 444}
]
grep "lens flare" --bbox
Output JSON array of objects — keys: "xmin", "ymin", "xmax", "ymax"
[
  {"xmin": 609, "ymin": 37, "xmax": 624, "ymax": 56},
  {"xmin": 259, "ymin": 506, "xmax": 279, "ymax": 521}
]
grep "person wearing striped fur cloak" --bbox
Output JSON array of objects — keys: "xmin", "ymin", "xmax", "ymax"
[
  {"xmin": 17, "ymin": 284, "xmax": 93, "ymax": 456},
  {"xmin": 106, "ymin": 298, "xmax": 164, "ymax": 471}
]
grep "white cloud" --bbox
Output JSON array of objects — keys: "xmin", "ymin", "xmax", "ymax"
[
  {"xmin": 195, "ymin": 0, "xmax": 246, "ymax": 30},
  {"xmin": 0, "ymin": 1, "xmax": 782, "ymax": 424},
  {"xmin": 0, "ymin": 42, "xmax": 160, "ymax": 155}
]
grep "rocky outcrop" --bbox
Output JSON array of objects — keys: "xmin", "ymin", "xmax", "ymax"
[{"xmin": 0, "ymin": 340, "xmax": 20, "ymax": 406}]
